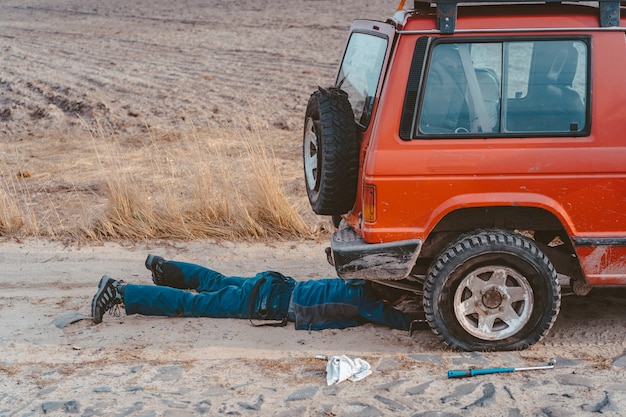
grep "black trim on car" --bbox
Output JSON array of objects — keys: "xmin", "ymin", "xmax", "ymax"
[
  {"xmin": 399, "ymin": 36, "xmax": 430, "ymax": 140},
  {"xmin": 573, "ymin": 237, "xmax": 626, "ymax": 247}
]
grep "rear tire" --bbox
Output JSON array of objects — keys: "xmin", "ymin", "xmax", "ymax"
[
  {"xmin": 303, "ymin": 88, "xmax": 359, "ymax": 215},
  {"xmin": 423, "ymin": 229, "xmax": 561, "ymax": 351}
]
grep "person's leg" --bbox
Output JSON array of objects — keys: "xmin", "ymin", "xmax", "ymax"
[
  {"xmin": 145, "ymin": 254, "xmax": 253, "ymax": 292},
  {"xmin": 124, "ymin": 282, "xmax": 254, "ymax": 318},
  {"xmin": 166, "ymin": 261, "xmax": 254, "ymax": 292}
]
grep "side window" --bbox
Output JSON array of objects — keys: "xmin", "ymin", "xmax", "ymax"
[
  {"xmin": 419, "ymin": 44, "xmax": 472, "ymax": 134},
  {"xmin": 504, "ymin": 40, "xmax": 587, "ymax": 133},
  {"xmin": 415, "ymin": 39, "xmax": 588, "ymax": 137}
]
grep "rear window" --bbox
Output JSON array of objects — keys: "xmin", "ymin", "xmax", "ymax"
[
  {"xmin": 415, "ymin": 39, "xmax": 589, "ymax": 137},
  {"xmin": 337, "ymin": 32, "xmax": 388, "ymax": 127}
]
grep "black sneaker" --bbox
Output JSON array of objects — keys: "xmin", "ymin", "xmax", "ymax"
[
  {"xmin": 91, "ymin": 275, "xmax": 124, "ymax": 324},
  {"xmin": 145, "ymin": 254, "xmax": 166, "ymax": 286}
]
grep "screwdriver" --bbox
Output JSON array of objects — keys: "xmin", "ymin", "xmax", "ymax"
[{"xmin": 448, "ymin": 358, "xmax": 556, "ymax": 378}]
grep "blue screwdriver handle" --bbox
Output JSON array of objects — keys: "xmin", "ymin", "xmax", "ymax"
[{"xmin": 448, "ymin": 367, "xmax": 515, "ymax": 378}]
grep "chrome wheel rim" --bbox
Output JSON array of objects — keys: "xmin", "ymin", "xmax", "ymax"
[
  {"xmin": 453, "ymin": 265, "xmax": 534, "ymax": 340},
  {"xmin": 303, "ymin": 116, "xmax": 319, "ymax": 191}
]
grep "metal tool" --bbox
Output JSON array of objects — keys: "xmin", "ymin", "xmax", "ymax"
[{"xmin": 447, "ymin": 358, "xmax": 556, "ymax": 378}]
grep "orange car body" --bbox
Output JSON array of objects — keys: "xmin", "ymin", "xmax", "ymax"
[{"xmin": 334, "ymin": 2, "xmax": 625, "ymax": 286}]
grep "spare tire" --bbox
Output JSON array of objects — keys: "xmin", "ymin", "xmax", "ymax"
[{"xmin": 303, "ymin": 87, "xmax": 359, "ymax": 215}]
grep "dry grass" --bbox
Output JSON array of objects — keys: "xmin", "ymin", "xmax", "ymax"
[{"xmin": 0, "ymin": 118, "xmax": 324, "ymax": 243}]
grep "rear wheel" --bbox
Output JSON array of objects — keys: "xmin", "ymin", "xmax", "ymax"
[
  {"xmin": 303, "ymin": 88, "xmax": 359, "ymax": 215},
  {"xmin": 423, "ymin": 229, "xmax": 561, "ymax": 351}
]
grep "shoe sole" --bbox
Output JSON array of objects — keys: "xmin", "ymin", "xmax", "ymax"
[
  {"xmin": 145, "ymin": 254, "xmax": 167, "ymax": 286},
  {"xmin": 145, "ymin": 254, "xmax": 155, "ymax": 271},
  {"xmin": 92, "ymin": 275, "xmax": 115, "ymax": 324}
]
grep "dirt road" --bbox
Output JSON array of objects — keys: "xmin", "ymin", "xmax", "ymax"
[{"xmin": 2, "ymin": 239, "xmax": 626, "ymax": 416}]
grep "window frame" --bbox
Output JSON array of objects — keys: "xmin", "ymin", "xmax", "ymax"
[{"xmin": 406, "ymin": 35, "xmax": 592, "ymax": 140}]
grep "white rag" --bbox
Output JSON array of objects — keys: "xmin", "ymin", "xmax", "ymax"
[{"xmin": 325, "ymin": 355, "xmax": 372, "ymax": 386}]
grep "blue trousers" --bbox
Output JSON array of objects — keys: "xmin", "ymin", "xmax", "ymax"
[{"xmin": 124, "ymin": 261, "xmax": 294, "ymax": 320}]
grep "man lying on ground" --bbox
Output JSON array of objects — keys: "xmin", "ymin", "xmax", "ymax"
[{"xmin": 91, "ymin": 254, "xmax": 423, "ymax": 331}]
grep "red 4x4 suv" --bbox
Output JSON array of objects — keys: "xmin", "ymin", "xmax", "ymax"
[{"xmin": 303, "ymin": 0, "xmax": 625, "ymax": 350}]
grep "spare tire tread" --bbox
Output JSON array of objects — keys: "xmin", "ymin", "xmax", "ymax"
[{"xmin": 303, "ymin": 88, "xmax": 359, "ymax": 215}]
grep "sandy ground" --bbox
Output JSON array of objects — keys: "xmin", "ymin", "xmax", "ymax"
[
  {"xmin": 2, "ymin": 1, "xmax": 626, "ymax": 416},
  {"xmin": 2, "ymin": 239, "xmax": 626, "ymax": 416}
]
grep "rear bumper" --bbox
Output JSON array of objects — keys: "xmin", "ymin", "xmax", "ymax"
[{"xmin": 330, "ymin": 227, "xmax": 422, "ymax": 280}]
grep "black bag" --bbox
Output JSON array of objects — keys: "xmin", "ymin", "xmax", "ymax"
[{"xmin": 246, "ymin": 271, "xmax": 295, "ymax": 327}]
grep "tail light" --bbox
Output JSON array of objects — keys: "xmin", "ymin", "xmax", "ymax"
[{"xmin": 363, "ymin": 184, "xmax": 376, "ymax": 223}]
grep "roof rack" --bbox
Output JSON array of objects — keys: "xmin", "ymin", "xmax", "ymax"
[{"xmin": 413, "ymin": 0, "xmax": 622, "ymax": 33}]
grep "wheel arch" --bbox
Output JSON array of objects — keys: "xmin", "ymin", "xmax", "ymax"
[{"xmin": 415, "ymin": 206, "xmax": 584, "ymax": 282}]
